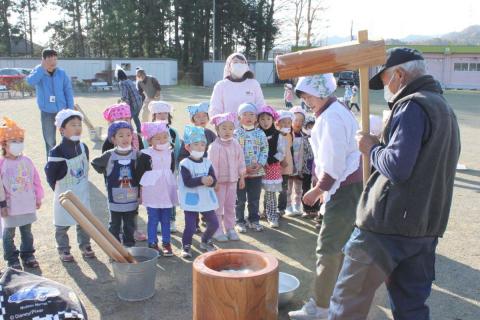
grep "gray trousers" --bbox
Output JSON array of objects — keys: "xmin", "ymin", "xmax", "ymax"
[
  {"xmin": 314, "ymin": 182, "xmax": 362, "ymax": 308},
  {"xmin": 41, "ymin": 111, "xmax": 57, "ymax": 157},
  {"xmin": 55, "ymin": 225, "xmax": 91, "ymax": 253}
]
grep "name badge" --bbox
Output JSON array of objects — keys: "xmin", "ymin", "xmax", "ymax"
[{"xmin": 49, "ymin": 96, "xmax": 56, "ymax": 103}]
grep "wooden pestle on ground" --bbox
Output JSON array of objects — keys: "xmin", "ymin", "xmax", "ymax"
[{"xmin": 59, "ymin": 190, "xmax": 137, "ymax": 264}]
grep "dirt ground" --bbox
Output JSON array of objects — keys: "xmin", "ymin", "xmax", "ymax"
[{"xmin": 0, "ymin": 86, "xmax": 479, "ymax": 320}]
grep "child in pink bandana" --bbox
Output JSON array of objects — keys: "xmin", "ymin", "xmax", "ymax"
[
  {"xmin": 208, "ymin": 112, "xmax": 246, "ymax": 241},
  {"xmin": 102, "ymin": 103, "xmax": 144, "ymax": 153},
  {"xmin": 140, "ymin": 122, "xmax": 178, "ymax": 256}
]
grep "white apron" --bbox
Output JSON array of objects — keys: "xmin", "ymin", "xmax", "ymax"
[{"xmin": 50, "ymin": 143, "xmax": 90, "ymax": 226}]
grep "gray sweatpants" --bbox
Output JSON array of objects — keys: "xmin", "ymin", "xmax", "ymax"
[{"xmin": 55, "ymin": 225, "xmax": 91, "ymax": 254}]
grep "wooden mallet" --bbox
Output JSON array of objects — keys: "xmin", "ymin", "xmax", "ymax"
[{"xmin": 275, "ymin": 30, "xmax": 386, "ymax": 185}]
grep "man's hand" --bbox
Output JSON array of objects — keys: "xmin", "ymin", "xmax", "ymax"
[
  {"xmin": 356, "ymin": 131, "xmax": 380, "ymax": 154},
  {"xmin": 303, "ymin": 187, "xmax": 324, "ymax": 206},
  {"xmin": 1, "ymin": 207, "xmax": 8, "ymax": 217},
  {"xmin": 202, "ymin": 176, "xmax": 214, "ymax": 186}
]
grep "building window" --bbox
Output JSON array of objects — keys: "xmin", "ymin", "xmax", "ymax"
[{"xmin": 454, "ymin": 62, "xmax": 478, "ymax": 71}]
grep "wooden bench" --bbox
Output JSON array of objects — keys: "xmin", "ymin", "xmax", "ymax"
[
  {"xmin": 0, "ymin": 85, "xmax": 10, "ymax": 99},
  {"xmin": 90, "ymin": 81, "xmax": 113, "ymax": 92}
]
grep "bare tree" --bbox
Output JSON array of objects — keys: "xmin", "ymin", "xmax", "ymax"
[
  {"xmin": 293, "ymin": 0, "xmax": 305, "ymax": 48},
  {"xmin": 305, "ymin": 0, "xmax": 326, "ymax": 47}
]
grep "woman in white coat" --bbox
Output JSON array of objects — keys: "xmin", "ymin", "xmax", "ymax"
[{"xmin": 209, "ymin": 53, "xmax": 265, "ymax": 117}]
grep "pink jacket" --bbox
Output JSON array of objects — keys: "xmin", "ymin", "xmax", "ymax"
[
  {"xmin": 0, "ymin": 156, "xmax": 44, "ymax": 215},
  {"xmin": 209, "ymin": 78, "xmax": 265, "ymax": 117},
  {"xmin": 208, "ymin": 138, "xmax": 246, "ymax": 183}
]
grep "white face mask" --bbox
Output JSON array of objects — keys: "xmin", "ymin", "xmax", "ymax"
[
  {"xmin": 69, "ymin": 135, "xmax": 81, "ymax": 142},
  {"xmin": 117, "ymin": 145, "xmax": 132, "ymax": 152},
  {"xmin": 155, "ymin": 143, "xmax": 170, "ymax": 151},
  {"xmin": 220, "ymin": 137, "xmax": 233, "ymax": 142},
  {"xmin": 155, "ymin": 119, "xmax": 169, "ymax": 124},
  {"xmin": 230, "ymin": 63, "xmax": 249, "ymax": 79},
  {"xmin": 190, "ymin": 150, "xmax": 204, "ymax": 159},
  {"xmin": 302, "ymin": 128, "xmax": 312, "ymax": 136},
  {"xmin": 9, "ymin": 142, "xmax": 24, "ymax": 156},
  {"xmin": 280, "ymin": 128, "xmax": 291, "ymax": 134},
  {"xmin": 383, "ymin": 72, "xmax": 397, "ymax": 102}
]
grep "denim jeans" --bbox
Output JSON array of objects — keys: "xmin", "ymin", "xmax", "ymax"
[
  {"xmin": 147, "ymin": 207, "xmax": 171, "ymax": 245},
  {"xmin": 55, "ymin": 225, "xmax": 91, "ymax": 254},
  {"xmin": 235, "ymin": 176, "xmax": 262, "ymax": 224},
  {"xmin": 329, "ymin": 228, "xmax": 438, "ymax": 320},
  {"xmin": 41, "ymin": 111, "xmax": 57, "ymax": 157},
  {"xmin": 3, "ymin": 224, "xmax": 35, "ymax": 265}
]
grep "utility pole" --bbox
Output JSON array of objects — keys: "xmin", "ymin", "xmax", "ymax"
[{"xmin": 212, "ymin": 0, "xmax": 215, "ymax": 63}]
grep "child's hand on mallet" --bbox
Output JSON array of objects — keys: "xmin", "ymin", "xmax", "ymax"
[{"xmin": 238, "ymin": 177, "xmax": 246, "ymax": 190}]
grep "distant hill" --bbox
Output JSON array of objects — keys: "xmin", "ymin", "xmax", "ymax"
[{"xmin": 386, "ymin": 25, "xmax": 480, "ymax": 45}]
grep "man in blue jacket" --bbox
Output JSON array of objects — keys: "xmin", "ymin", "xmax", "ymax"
[{"xmin": 27, "ymin": 49, "xmax": 74, "ymax": 156}]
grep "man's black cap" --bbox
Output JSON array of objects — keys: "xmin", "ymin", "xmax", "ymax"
[{"xmin": 369, "ymin": 47, "xmax": 424, "ymax": 90}]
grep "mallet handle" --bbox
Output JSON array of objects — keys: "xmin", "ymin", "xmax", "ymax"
[{"xmin": 358, "ymin": 30, "xmax": 371, "ymax": 186}]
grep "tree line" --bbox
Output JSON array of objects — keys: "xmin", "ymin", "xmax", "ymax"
[{"xmin": 1, "ymin": 0, "xmax": 328, "ymax": 79}]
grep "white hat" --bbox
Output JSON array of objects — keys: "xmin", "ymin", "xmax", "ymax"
[
  {"xmin": 55, "ymin": 109, "xmax": 83, "ymax": 128},
  {"xmin": 295, "ymin": 73, "xmax": 337, "ymax": 99},
  {"xmin": 277, "ymin": 110, "xmax": 295, "ymax": 122},
  {"xmin": 148, "ymin": 101, "xmax": 173, "ymax": 114}
]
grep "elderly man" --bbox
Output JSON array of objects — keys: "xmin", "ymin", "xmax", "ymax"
[
  {"xmin": 136, "ymin": 67, "xmax": 161, "ymax": 122},
  {"xmin": 328, "ymin": 48, "xmax": 461, "ymax": 320},
  {"xmin": 27, "ymin": 48, "xmax": 74, "ymax": 156},
  {"xmin": 289, "ymin": 73, "xmax": 363, "ymax": 320}
]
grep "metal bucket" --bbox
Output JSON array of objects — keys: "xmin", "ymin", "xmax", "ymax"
[
  {"xmin": 112, "ymin": 247, "xmax": 159, "ymax": 301},
  {"xmin": 89, "ymin": 127, "xmax": 103, "ymax": 141}
]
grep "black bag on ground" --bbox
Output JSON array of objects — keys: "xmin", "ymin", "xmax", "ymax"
[{"xmin": 0, "ymin": 268, "xmax": 87, "ymax": 319}]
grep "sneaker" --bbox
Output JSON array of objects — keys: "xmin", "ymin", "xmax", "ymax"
[
  {"xmin": 170, "ymin": 221, "xmax": 177, "ymax": 233},
  {"xmin": 195, "ymin": 227, "xmax": 202, "ymax": 234},
  {"xmin": 288, "ymin": 298, "xmax": 329, "ymax": 320},
  {"xmin": 162, "ymin": 243, "xmax": 174, "ymax": 257},
  {"xmin": 278, "ymin": 210, "xmax": 285, "ymax": 217},
  {"xmin": 293, "ymin": 204, "xmax": 302, "ymax": 214},
  {"xmin": 226, "ymin": 229, "xmax": 240, "ymax": 241},
  {"xmin": 269, "ymin": 219, "xmax": 279, "ymax": 228},
  {"xmin": 181, "ymin": 246, "xmax": 192, "ymax": 259},
  {"xmin": 134, "ymin": 230, "xmax": 147, "ymax": 241},
  {"xmin": 148, "ymin": 243, "xmax": 160, "ymax": 252},
  {"xmin": 81, "ymin": 246, "xmax": 96, "ymax": 259},
  {"xmin": 200, "ymin": 239, "xmax": 216, "ymax": 252},
  {"xmin": 213, "ymin": 231, "xmax": 229, "ymax": 242},
  {"xmin": 247, "ymin": 221, "xmax": 264, "ymax": 232},
  {"xmin": 235, "ymin": 223, "xmax": 247, "ymax": 233},
  {"xmin": 59, "ymin": 251, "xmax": 74, "ymax": 262},
  {"xmin": 157, "ymin": 224, "xmax": 162, "ymax": 233},
  {"xmin": 22, "ymin": 257, "xmax": 39, "ymax": 268},
  {"xmin": 8, "ymin": 262, "xmax": 22, "ymax": 270},
  {"xmin": 285, "ymin": 205, "xmax": 301, "ymax": 217}
]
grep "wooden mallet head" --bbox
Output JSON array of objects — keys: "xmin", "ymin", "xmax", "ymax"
[{"xmin": 275, "ymin": 30, "xmax": 386, "ymax": 185}]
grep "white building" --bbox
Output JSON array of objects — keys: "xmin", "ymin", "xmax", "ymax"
[
  {"xmin": 203, "ymin": 61, "xmax": 275, "ymax": 87},
  {"xmin": 0, "ymin": 58, "xmax": 178, "ymax": 85}
]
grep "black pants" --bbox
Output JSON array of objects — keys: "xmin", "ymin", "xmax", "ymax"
[
  {"xmin": 110, "ymin": 210, "xmax": 136, "ymax": 247},
  {"xmin": 302, "ymin": 174, "xmax": 320, "ymax": 213},
  {"xmin": 277, "ymin": 175, "xmax": 289, "ymax": 212},
  {"xmin": 349, "ymin": 103, "xmax": 359, "ymax": 112}
]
